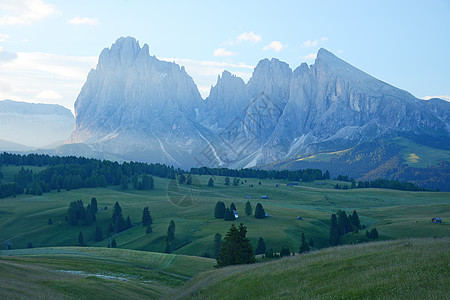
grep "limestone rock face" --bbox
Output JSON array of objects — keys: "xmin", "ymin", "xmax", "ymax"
[
  {"xmin": 67, "ymin": 37, "xmax": 450, "ymax": 168},
  {"xmin": 69, "ymin": 37, "xmax": 206, "ymax": 166}
]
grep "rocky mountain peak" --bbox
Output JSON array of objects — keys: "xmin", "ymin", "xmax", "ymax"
[{"xmin": 66, "ymin": 38, "xmax": 449, "ymax": 172}]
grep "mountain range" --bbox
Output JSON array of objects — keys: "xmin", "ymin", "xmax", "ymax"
[
  {"xmin": 2, "ymin": 37, "xmax": 449, "ymax": 189},
  {"xmin": 0, "ymin": 100, "xmax": 74, "ymax": 149}
]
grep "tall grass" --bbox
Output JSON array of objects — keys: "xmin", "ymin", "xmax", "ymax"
[{"xmin": 173, "ymin": 238, "xmax": 450, "ymax": 299}]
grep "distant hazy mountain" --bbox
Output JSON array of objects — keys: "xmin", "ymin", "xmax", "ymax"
[
  {"xmin": 0, "ymin": 100, "xmax": 74, "ymax": 149},
  {"xmin": 67, "ymin": 37, "xmax": 449, "ymax": 186}
]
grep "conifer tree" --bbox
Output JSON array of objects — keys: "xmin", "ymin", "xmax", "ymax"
[
  {"xmin": 186, "ymin": 174, "xmax": 192, "ymax": 185},
  {"xmin": 213, "ymin": 233, "xmax": 222, "ymax": 258},
  {"xmin": 149, "ymin": 176, "xmax": 154, "ymax": 190},
  {"xmin": 142, "ymin": 206, "xmax": 152, "ymax": 226},
  {"xmin": 224, "ymin": 207, "xmax": 236, "ymax": 221},
  {"xmin": 146, "ymin": 224, "xmax": 152, "ymax": 234},
  {"xmin": 309, "ymin": 238, "xmax": 314, "ymax": 248},
  {"xmin": 111, "ymin": 238, "xmax": 117, "ymax": 248},
  {"xmin": 254, "ymin": 203, "xmax": 266, "ymax": 219},
  {"xmin": 299, "ymin": 232, "xmax": 310, "ymax": 253},
  {"xmin": 337, "ymin": 210, "xmax": 349, "ymax": 235},
  {"xmin": 352, "ymin": 210, "xmax": 361, "ymax": 229},
  {"xmin": 208, "ymin": 178, "xmax": 214, "ymax": 187},
  {"xmin": 166, "ymin": 220, "xmax": 175, "ymax": 243},
  {"xmin": 178, "ymin": 174, "xmax": 186, "ymax": 184},
  {"xmin": 214, "ymin": 201, "xmax": 226, "ymax": 218},
  {"xmin": 225, "ymin": 177, "xmax": 230, "ymax": 186},
  {"xmin": 78, "ymin": 231, "xmax": 84, "ymax": 246},
  {"xmin": 112, "ymin": 201, "xmax": 125, "ymax": 233},
  {"xmin": 329, "ymin": 213, "xmax": 339, "ymax": 246},
  {"xmin": 255, "ymin": 237, "xmax": 266, "ymax": 255},
  {"xmin": 280, "ymin": 247, "xmax": 290, "ymax": 257},
  {"xmin": 230, "ymin": 202, "xmax": 237, "ymax": 212},
  {"xmin": 216, "ymin": 223, "xmax": 255, "ymax": 267},
  {"xmin": 245, "ymin": 200, "xmax": 252, "ymax": 216},
  {"xmin": 95, "ymin": 226, "xmax": 103, "ymax": 242},
  {"xmin": 165, "ymin": 243, "xmax": 171, "ymax": 253},
  {"xmin": 91, "ymin": 197, "xmax": 98, "ymax": 213}
]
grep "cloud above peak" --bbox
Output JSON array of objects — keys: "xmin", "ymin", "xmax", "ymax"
[
  {"xmin": 0, "ymin": 0, "xmax": 58, "ymax": 26},
  {"xmin": 302, "ymin": 37, "xmax": 328, "ymax": 48},
  {"xmin": 214, "ymin": 48, "xmax": 235, "ymax": 57},
  {"xmin": 68, "ymin": 16, "xmax": 99, "ymax": 26},
  {"xmin": 237, "ymin": 32, "xmax": 262, "ymax": 43},
  {"xmin": 263, "ymin": 41, "xmax": 285, "ymax": 52}
]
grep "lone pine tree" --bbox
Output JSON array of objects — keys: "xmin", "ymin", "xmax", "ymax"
[
  {"xmin": 142, "ymin": 206, "xmax": 152, "ymax": 226},
  {"xmin": 245, "ymin": 200, "xmax": 252, "ymax": 216},
  {"xmin": 166, "ymin": 220, "xmax": 176, "ymax": 243},
  {"xmin": 208, "ymin": 178, "xmax": 214, "ymax": 187},
  {"xmin": 216, "ymin": 223, "xmax": 255, "ymax": 267},
  {"xmin": 255, "ymin": 237, "xmax": 266, "ymax": 255},
  {"xmin": 254, "ymin": 203, "xmax": 266, "ymax": 219},
  {"xmin": 214, "ymin": 201, "xmax": 226, "ymax": 218}
]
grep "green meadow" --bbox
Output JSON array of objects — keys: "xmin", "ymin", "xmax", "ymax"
[
  {"xmin": 174, "ymin": 238, "xmax": 450, "ymax": 299},
  {"xmin": 0, "ymin": 247, "xmax": 214, "ymax": 299},
  {"xmin": 0, "ymin": 165, "xmax": 449, "ymax": 298},
  {"xmin": 0, "ymin": 165, "xmax": 448, "ymax": 257}
]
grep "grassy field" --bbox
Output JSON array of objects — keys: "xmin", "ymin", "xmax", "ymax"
[
  {"xmin": 173, "ymin": 238, "xmax": 450, "ymax": 299},
  {"xmin": 0, "ymin": 165, "xmax": 449, "ymax": 258},
  {"xmin": 0, "ymin": 247, "xmax": 214, "ymax": 299}
]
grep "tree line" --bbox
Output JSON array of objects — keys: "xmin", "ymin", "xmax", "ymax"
[
  {"xmin": 214, "ymin": 201, "xmax": 267, "ymax": 221},
  {"xmin": 191, "ymin": 166, "xmax": 330, "ymax": 182},
  {"xmin": 334, "ymin": 175, "xmax": 430, "ymax": 191}
]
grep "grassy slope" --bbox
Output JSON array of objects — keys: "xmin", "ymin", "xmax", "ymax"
[
  {"xmin": 0, "ymin": 247, "xmax": 214, "ymax": 299},
  {"xmin": 0, "ymin": 167, "xmax": 449, "ymax": 256},
  {"xmin": 173, "ymin": 238, "xmax": 450, "ymax": 299}
]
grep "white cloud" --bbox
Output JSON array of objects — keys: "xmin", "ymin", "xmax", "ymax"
[
  {"xmin": 302, "ymin": 37, "xmax": 328, "ymax": 48},
  {"xmin": 302, "ymin": 53, "xmax": 317, "ymax": 60},
  {"xmin": 263, "ymin": 41, "xmax": 285, "ymax": 52},
  {"xmin": 68, "ymin": 16, "xmax": 99, "ymax": 26},
  {"xmin": 0, "ymin": 33, "xmax": 9, "ymax": 42},
  {"xmin": 0, "ymin": 0, "xmax": 58, "ymax": 26},
  {"xmin": 237, "ymin": 32, "xmax": 262, "ymax": 43},
  {"xmin": 422, "ymin": 95, "xmax": 450, "ymax": 102},
  {"xmin": 35, "ymin": 89, "xmax": 62, "ymax": 100},
  {"xmin": 213, "ymin": 48, "xmax": 235, "ymax": 57},
  {"xmin": 0, "ymin": 51, "xmax": 97, "ymax": 110},
  {"xmin": 0, "ymin": 47, "xmax": 17, "ymax": 63}
]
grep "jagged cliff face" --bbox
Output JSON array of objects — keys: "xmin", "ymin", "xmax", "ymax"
[
  {"xmin": 68, "ymin": 37, "xmax": 450, "ymax": 168},
  {"xmin": 72, "ymin": 37, "xmax": 203, "ymax": 141},
  {"xmin": 69, "ymin": 37, "xmax": 206, "ymax": 166}
]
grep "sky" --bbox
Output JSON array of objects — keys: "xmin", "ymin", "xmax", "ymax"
[{"xmin": 0, "ymin": 0, "xmax": 449, "ymax": 112}]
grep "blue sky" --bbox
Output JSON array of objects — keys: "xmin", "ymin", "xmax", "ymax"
[{"xmin": 0, "ymin": 0, "xmax": 449, "ymax": 111}]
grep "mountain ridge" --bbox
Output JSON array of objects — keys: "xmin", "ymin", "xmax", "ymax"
[
  {"xmin": 65, "ymin": 37, "xmax": 449, "ymax": 187},
  {"xmin": 0, "ymin": 100, "xmax": 74, "ymax": 148}
]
